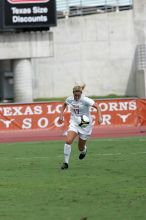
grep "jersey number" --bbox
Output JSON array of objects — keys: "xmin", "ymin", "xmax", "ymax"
[{"xmin": 74, "ymin": 108, "xmax": 79, "ymax": 114}]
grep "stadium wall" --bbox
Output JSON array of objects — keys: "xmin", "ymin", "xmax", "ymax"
[
  {"xmin": 0, "ymin": 31, "xmax": 54, "ymax": 102},
  {"xmin": 32, "ymin": 9, "xmax": 136, "ymax": 98}
]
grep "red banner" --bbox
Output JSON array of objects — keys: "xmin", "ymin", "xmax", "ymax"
[{"xmin": 0, "ymin": 99, "xmax": 146, "ymax": 132}]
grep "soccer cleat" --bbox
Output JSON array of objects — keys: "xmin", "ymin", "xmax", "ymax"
[
  {"xmin": 61, "ymin": 163, "xmax": 68, "ymax": 169},
  {"xmin": 79, "ymin": 149, "xmax": 87, "ymax": 160}
]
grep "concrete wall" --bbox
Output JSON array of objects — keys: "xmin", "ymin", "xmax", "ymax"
[
  {"xmin": 136, "ymin": 70, "xmax": 146, "ymax": 98},
  {"xmin": 0, "ymin": 0, "xmax": 144, "ymax": 100},
  {"xmin": 0, "ymin": 31, "xmax": 54, "ymax": 59},
  {"xmin": 0, "ymin": 31, "xmax": 54, "ymax": 102},
  {"xmin": 133, "ymin": 0, "xmax": 146, "ymax": 44},
  {"xmin": 32, "ymin": 10, "xmax": 136, "ymax": 99}
]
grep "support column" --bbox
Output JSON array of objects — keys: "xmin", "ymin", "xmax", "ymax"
[{"xmin": 13, "ymin": 59, "xmax": 33, "ymax": 102}]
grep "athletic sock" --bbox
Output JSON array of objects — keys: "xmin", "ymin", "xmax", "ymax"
[{"xmin": 64, "ymin": 143, "xmax": 71, "ymax": 164}]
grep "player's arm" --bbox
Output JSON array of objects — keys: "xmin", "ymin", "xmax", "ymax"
[
  {"xmin": 92, "ymin": 103, "xmax": 102, "ymax": 124},
  {"xmin": 58, "ymin": 102, "xmax": 67, "ymax": 124}
]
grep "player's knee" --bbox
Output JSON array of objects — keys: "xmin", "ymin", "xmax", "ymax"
[{"xmin": 66, "ymin": 138, "xmax": 73, "ymax": 145}]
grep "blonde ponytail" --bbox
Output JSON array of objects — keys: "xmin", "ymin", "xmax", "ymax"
[
  {"xmin": 73, "ymin": 84, "xmax": 86, "ymax": 93},
  {"xmin": 81, "ymin": 84, "xmax": 86, "ymax": 91}
]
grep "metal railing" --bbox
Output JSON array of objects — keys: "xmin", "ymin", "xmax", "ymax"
[{"xmin": 56, "ymin": 0, "xmax": 133, "ymax": 18}]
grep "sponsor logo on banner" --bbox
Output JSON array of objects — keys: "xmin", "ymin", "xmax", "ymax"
[{"xmin": 7, "ymin": 0, "xmax": 50, "ymax": 4}]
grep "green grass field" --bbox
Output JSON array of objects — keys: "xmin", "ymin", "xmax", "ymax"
[{"xmin": 0, "ymin": 137, "xmax": 146, "ymax": 220}]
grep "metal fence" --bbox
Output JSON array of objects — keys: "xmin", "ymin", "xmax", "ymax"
[{"xmin": 56, "ymin": 0, "xmax": 133, "ymax": 18}]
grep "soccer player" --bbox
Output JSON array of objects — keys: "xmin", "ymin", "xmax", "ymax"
[{"xmin": 58, "ymin": 85, "xmax": 102, "ymax": 169}]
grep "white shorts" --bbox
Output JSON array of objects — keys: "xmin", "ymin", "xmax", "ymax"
[{"xmin": 68, "ymin": 120, "xmax": 92, "ymax": 140}]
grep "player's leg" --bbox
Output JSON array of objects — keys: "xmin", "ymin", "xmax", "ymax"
[
  {"xmin": 61, "ymin": 130, "xmax": 77, "ymax": 169},
  {"xmin": 78, "ymin": 123, "xmax": 92, "ymax": 160},
  {"xmin": 78, "ymin": 134, "xmax": 88, "ymax": 160}
]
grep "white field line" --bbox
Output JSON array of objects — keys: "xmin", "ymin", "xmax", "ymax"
[
  {"xmin": 95, "ymin": 152, "xmax": 146, "ymax": 156},
  {"xmin": 15, "ymin": 156, "xmax": 51, "ymax": 160},
  {"xmin": 95, "ymin": 153, "xmax": 122, "ymax": 156},
  {"xmin": 131, "ymin": 152, "xmax": 146, "ymax": 155},
  {"xmin": 0, "ymin": 151, "xmax": 146, "ymax": 161},
  {"xmin": 91, "ymin": 138, "xmax": 146, "ymax": 142}
]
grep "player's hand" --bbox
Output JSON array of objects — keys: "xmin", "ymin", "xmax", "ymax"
[
  {"xmin": 98, "ymin": 117, "xmax": 102, "ymax": 124},
  {"xmin": 58, "ymin": 117, "xmax": 64, "ymax": 124}
]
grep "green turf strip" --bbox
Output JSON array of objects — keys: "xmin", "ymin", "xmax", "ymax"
[{"xmin": 0, "ymin": 138, "xmax": 146, "ymax": 220}]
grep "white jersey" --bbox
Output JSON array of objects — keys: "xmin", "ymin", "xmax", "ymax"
[
  {"xmin": 65, "ymin": 95, "xmax": 94, "ymax": 119},
  {"xmin": 65, "ymin": 96, "xmax": 95, "ymax": 137}
]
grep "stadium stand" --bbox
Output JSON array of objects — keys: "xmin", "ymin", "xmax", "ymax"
[{"xmin": 56, "ymin": 0, "xmax": 133, "ymax": 18}]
